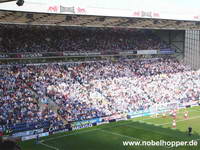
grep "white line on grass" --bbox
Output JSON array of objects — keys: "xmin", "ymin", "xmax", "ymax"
[
  {"xmin": 99, "ymin": 129, "xmax": 141, "ymax": 141},
  {"xmin": 99, "ymin": 129, "xmax": 171, "ymax": 149},
  {"xmin": 156, "ymin": 115, "xmax": 200, "ymax": 126},
  {"xmin": 40, "ymin": 142, "xmax": 60, "ymax": 150}
]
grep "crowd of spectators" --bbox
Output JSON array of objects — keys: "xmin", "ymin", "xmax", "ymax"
[
  {"xmin": 1, "ymin": 57, "xmax": 200, "ymax": 131},
  {"xmin": 0, "ymin": 66, "xmax": 63, "ymax": 132},
  {"xmin": 0, "ymin": 25, "xmax": 169, "ymax": 53}
]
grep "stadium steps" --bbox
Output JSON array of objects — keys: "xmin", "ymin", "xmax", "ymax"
[
  {"xmin": 24, "ymin": 81, "xmax": 68, "ymax": 125},
  {"xmin": 44, "ymin": 99, "xmax": 68, "ymax": 125}
]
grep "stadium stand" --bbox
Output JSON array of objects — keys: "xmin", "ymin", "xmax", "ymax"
[
  {"xmin": 1, "ymin": 56, "xmax": 200, "ymax": 134},
  {"xmin": 0, "ymin": 1, "xmax": 200, "ymax": 150},
  {"xmin": 0, "ymin": 65, "xmax": 63, "ymax": 133},
  {"xmin": 0, "ymin": 25, "xmax": 170, "ymax": 53}
]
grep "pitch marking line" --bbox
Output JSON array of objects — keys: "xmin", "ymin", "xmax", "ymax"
[
  {"xmin": 100, "ymin": 129, "xmax": 141, "ymax": 141},
  {"xmin": 99, "ymin": 129, "xmax": 171, "ymax": 149},
  {"xmin": 156, "ymin": 115, "xmax": 200, "ymax": 126},
  {"xmin": 40, "ymin": 142, "xmax": 60, "ymax": 150}
]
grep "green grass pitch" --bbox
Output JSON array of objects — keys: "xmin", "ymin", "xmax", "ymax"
[{"xmin": 19, "ymin": 106, "xmax": 200, "ymax": 150}]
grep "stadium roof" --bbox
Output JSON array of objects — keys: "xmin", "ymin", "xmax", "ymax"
[
  {"xmin": 0, "ymin": 0, "xmax": 200, "ymax": 30},
  {"xmin": 0, "ymin": 10, "xmax": 200, "ymax": 30}
]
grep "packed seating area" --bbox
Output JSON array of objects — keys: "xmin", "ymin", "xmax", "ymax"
[
  {"xmin": 0, "ymin": 25, "xmax": 169, "ymax": 53},
  {"xmin": 0, "ymin": 66, "xmax": 63, "ymax": 132},
  {"xmin": 1, "ymin": 57, "xmax": 200, "ymax": 133}
]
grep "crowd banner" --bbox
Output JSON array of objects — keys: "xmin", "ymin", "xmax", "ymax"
[
  {"xmin": 63, "ymin": 52, "xmax": 101, "ymax": 56},
  {"xmin": 119, "ymin": 50, "xmax": 137, "ymax": 55},
  {"xmin": 71, "ymin": 118, "xmax": 102, "ymax": 128},
  {"xmin": 137, "ymin": 50, "xmax": 158, "ymax": 55},
  {"xmin": 20, "ymin": 53, "xmax": 43, "ymax": 58},
  {"xmin": 159, "ymin": 49, "xmax": 175, "ymax": 54}
]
